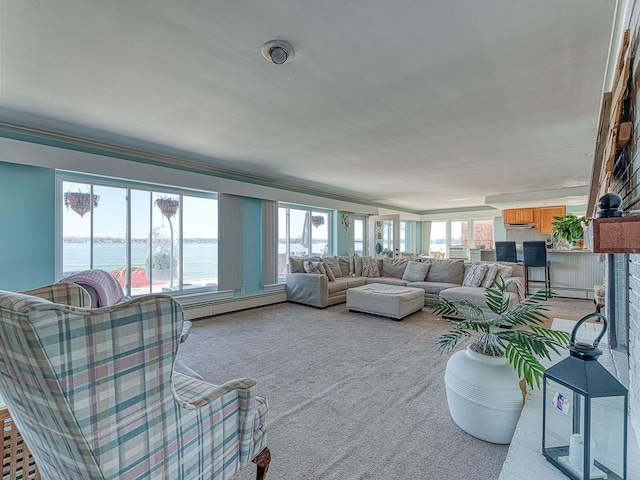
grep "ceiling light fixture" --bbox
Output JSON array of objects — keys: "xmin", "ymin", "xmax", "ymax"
[{"xmin": 261, "ymin": 40, "xmax": 295, "ymax": 65}]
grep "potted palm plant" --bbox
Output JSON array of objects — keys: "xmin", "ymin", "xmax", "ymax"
[
  {"xmin": 550, "ymin": 213, "xmax": 591, "ymax": 248},
  {"xmin": 427, "ymin": 280, "xmax": 571, "ymax": 444}
]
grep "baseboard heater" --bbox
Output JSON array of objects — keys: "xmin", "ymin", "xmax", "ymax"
[{"xmin": 176, "ymin": 288, "xmax": 287, "ymax": 320}]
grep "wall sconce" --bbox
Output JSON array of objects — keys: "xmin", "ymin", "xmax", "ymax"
[{"xmin": 342, "ymin": 213, "xmax": 352, "ymax": 230}]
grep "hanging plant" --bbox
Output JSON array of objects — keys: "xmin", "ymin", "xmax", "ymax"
[
  {"xmin": 155, "ymin": 196, "xmax": 180, "ymax": 219},
  {"xmin": 64, "ymin": 191, "xmax": 100, "ymax": 218},
  {"xmin": 311, "ymin": 215, "xmax": 325, "ymax": 228}
]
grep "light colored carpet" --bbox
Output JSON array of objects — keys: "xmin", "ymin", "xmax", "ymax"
[{"xmin": 176, "ymin": 297, "xmax": 596, "ymax": 480}]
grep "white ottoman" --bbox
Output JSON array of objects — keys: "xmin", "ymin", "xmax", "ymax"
[{"xmin": 346, "ymin": 284, "xmax": 424, "ymax": 320}]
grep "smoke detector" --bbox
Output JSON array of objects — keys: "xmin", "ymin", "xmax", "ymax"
[{"xmin": 261, "ymin": 40, "xmax": 295, "ymax": 65}]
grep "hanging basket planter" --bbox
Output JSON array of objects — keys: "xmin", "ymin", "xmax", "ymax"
[
  {"xmin": 155, "ymin": 197, "xmax": 180, "ymax": 218},
  {"xmin": 64, "ymin": 191, "xmax": 100, "ymax": 217},
  {"xmin": 311, "ymin": 215, "xmax": 325, "ymax": 228}
]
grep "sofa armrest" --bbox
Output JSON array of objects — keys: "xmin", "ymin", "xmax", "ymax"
[{"xmin": 285, "ymin": 273, "xmax": 329, "ymax": 308}]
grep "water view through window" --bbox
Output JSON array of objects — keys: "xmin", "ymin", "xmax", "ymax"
[{"xmin": 62, "ymin": 180, "xmax": 218, "ymax": 296}]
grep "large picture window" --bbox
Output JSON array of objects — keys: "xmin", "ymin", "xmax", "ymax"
[
  {"xmin": 60, "ymin": 177, "xmax": 218, "ymax": 296},
  {"xmin": 427, "ymin": 219, "xmax": 494, "ymax": 258},
  {"xmin": 278, "ymin": 205, "xmax": 332, "ymax": 280}
]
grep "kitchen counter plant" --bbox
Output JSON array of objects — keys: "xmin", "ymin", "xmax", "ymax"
[
  {"xmin": 427, "ymin": 280, "xmax": 570, "ymax": 443},
  {"xmin": 551, "ymin": 213, "xmax": 591, "ymax": 248}
]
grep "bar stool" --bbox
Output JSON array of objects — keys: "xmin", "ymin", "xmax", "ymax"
[
  {"xmin": 523, "ymin": 241, "xmax": 550, "ymax": 298},
  {"xmin": 495, "ymin": 241, "xmax": 518, "ymax": 263}
]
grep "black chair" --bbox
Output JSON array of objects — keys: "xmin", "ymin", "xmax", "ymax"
[
  {"xmin": 522, "ymin": 241, "xmax": 550, "ymax": 297},
  {"xmin": 495, "ymin": 241, "xmax": 518, "ymax": 263}
]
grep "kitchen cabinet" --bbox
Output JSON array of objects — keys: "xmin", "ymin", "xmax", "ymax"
[
  {"xmin": 503, "ymin": 206, "xmax": 565, "ymax": 232},
  {"xmin": 503, "ymin": 208, "xmax": 535, "ymax": 224},
  {"xmin": 536, "ymin": 206, "xmax": 566, "ymax": 234}
]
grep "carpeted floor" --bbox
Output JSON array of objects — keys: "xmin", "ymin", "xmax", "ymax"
[{"xmin": 176, "ymin": 297, "xmax": 596, "ymax": 480}]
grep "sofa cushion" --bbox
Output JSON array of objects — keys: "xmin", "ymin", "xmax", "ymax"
[
  {"xmin": 406, "ymin": 281, "xmax": 461, "ymax": 295},
  {"xmin": 324, "ymin": 257, "xmax": 343, "ymax": 278},
  {"xmin": 440, "ymin": 286, "xmax": 519, "ymax": 311},
  {"xmin": 381, "ymin": 257, "xmax": 409, "ymax": 278},
  {"xmin": 425, "ymin": 259, "xmax": 464, "ymax": 284},
  {"xmin": 367, "ymin": 277, "xmax": 409, "ymax": 287},
  {"xmin": 463, "ymin": 263, "xmax": 488, "ymax": 287},
  {"xmin": 345, "ymin": 277, "xmax": 368, "ymax": 288},
  {"xmin": 304, "ymin": 260, "xmax": 327, "ymax": 276},
  {"xmin": 327, "ymin": 281, "xmax": 348, "ymax": 294},
  {"xmin": 362, "ymin": 256, "xmax": 380, "ymax": 277},
  {"xmin": 402, "ymin": 261, "xmax": 430, "ymax": 282}
]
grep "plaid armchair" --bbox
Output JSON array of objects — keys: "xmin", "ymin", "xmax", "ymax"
[{"xmin": 0, "ymin": 287, "xmax": 270, "ymax": 479}]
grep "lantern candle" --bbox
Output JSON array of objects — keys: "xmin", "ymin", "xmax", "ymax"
[{"xmin": 569, "ymin": 434, "xmax": 595, "ymax": 471}]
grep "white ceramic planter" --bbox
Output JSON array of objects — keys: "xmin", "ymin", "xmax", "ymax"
[{"xmin": 444, "ymin": 345, "xmax": 525, "ymax": 444}]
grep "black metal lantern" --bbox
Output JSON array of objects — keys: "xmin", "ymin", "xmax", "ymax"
[{"xmin": 543, "ymin": 313, "xmax": 627, "ymax": 479}]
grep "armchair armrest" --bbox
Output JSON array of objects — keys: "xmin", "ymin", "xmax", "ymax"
[
  {"xmin": 172, "ymin": 373, "xmax": 257, "ymax": 409},
  {"xmin": 172, "ymin": 373, "xmax": 263, "ymax": 466}
]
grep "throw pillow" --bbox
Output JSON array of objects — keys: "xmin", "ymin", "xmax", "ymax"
[
  {"xmin": 353, "ymin": 254, "xmax": 364, "ymax": 276},
  {"xmin": 324, "ymin": 262, "xmax": 336, "ymax": 281},
  {"xmin": 303, "ymin": 260, "xmax": 327, "ymax": 277},
  {"xmin": 337, "ymin": 256, "xmax": 351, "ymax": 277},
  {"xmin": 495, "ymin": 264, "xmax": 514, "ymax": 282},
  {"xmin": 402, "ymin": 261, "xmax": 430, "ymax": 282},
  {"xmin": 289, "ymin": 256, "xmax": 322, "ymax": 273},
  {"xmin": 323, "ymin": 257, "xmax": 343, "ymax": 278},
  {"xmin": 382, "ymin": 257, "xmax": 409, "ymax": 278},
  {"xmin": 462, "ymin": 263, "xmax": 488, "ymax": 287},
  {"xmin": 361, "ymin": 256, "xmax": 380, "ymax": 278},
  {"xmin": 288, "ymin": 256, "xmax": 306, "ymax": 273},
  {"xmin": 481, "ymin": 263, "xmax": 499, "ymax": 288}
]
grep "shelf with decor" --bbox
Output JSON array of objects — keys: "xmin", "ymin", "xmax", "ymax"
[{"xmin": 584, "ymin": 216, "xmax": 640, "ymax": 253}]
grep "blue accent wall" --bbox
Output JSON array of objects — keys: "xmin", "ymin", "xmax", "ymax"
[
  {"xmin": 494, "ymin": 216, "xmax": 507, "ymax": 241},
  {"xmin": 0, "ymin": 162, "xmax": 56, "ymax": 290},
  {"xmin": 335, "ymin": 210, "xmax": 353, "ymax": 255},
  {"xmin": 242, "ymin": 197, "xmax": 263, "ymax": 295}
]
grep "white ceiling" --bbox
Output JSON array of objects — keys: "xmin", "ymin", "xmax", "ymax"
[{"xmin": 0, "ymin": 1, "xmax": 619, "ymax": 212}]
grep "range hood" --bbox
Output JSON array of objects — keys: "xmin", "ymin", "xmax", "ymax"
[{"xmin": 504, "ymin": 223, "xmax": 535, "ymax": 229}]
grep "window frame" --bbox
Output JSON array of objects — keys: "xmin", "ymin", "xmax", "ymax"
[
  {"xmin": 278, "ymin": 203, "xmax": 333, "ymax": 282},
  {"xmin": 57, "ymin": 172, "xmax": 218, "ymax": 297}
]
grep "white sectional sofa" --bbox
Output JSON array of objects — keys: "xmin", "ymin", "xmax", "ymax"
[{"xmin": 285, "ymin": 255, "xmax": 525, "ymax": 313}]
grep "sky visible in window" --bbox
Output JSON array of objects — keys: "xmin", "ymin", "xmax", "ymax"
[{"xmin": 63, "ymin": 182, "xmax": 218, "ymax": 239}]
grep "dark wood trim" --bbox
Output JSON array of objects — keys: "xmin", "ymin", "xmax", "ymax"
[{"xmin": 585, "ymin": 216, "xmax": 640, "ymax": 253}]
